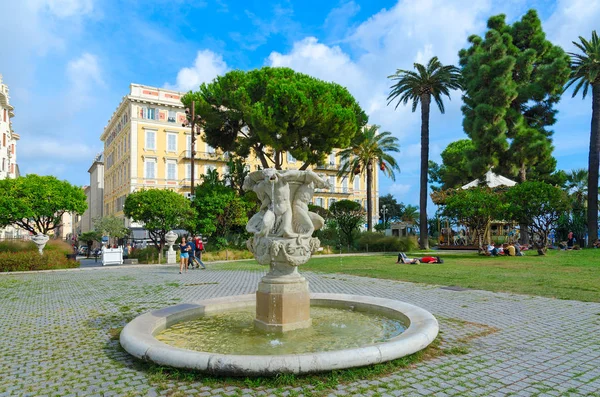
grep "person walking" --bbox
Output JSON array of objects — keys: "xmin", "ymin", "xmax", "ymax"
[
  {"xmin": 186, "ymin": 236, "xmax": 196, "ymax": 269},
  {"xmin": 179, "ymin": 237, "xmax": 190, "ymax": 274},
  {"xmin": 194, "ymin": 235, "xmax": 206, "ymax": 269}
]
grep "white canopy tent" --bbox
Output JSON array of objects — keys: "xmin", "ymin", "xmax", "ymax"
[{"xmin": 461, "ymin": 169, "xmax": 517, "ymax": 189}]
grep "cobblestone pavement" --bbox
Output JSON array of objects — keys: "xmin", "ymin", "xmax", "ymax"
[{"xmin": 1, "ymin": 265, "xmax": 599, "ymax": 397}]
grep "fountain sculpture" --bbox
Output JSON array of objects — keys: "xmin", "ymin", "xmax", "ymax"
[
  {"xmin": 120, "ymin": 169, "xmax": 439, "ymax": 376},
  {"xmin": 244, "ymin": 169, "xmax": 328, "ymax": 332}
]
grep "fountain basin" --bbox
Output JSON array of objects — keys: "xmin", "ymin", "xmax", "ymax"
[{"xmin": 120, "ymin": 293, "xmax": 439, "ymax": 376}]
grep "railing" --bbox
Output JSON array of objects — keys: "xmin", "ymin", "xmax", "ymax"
[
  {"xmin": 315, "ymin": 163, "xmax": 338, "ymax": 170},
  {"xmin": 181, "ymin": 150, "xmax": 230, "ymax": 162},
  {"xmin": 315, "ymin": 187, "xmax": 352, "ymax": 195}
]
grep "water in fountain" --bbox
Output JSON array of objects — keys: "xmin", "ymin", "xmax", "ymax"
[{"xmin": 156, "ymin": 306, "xmax": 406, "ymax": 355}]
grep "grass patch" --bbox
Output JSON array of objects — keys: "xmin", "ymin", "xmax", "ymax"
[
  {"xmin": 108, "ymin": 327, "xmax": 123, "ymax": 341},
  {"xmin": 296, "ymin": 249, "xmax": 600, "ymax": 302}
]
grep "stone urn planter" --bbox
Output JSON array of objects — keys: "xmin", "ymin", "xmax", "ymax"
[
  {"xmin": 165, "ymin": 231, "xmax": 178, "ymax": 264},
  {"xmin": 31, "ymin": 234, "xmax": 50, "ymax": 255}
]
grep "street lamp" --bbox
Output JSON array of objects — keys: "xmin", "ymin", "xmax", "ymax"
[
  {"xmin": 182, "ymin": 102, "xmax": 202, "ymax": 197},
  {"xmin": 380, "ymin": 204, "xmax": 388, "ymax": 229}
]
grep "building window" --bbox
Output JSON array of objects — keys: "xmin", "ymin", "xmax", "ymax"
[
  {"xmin": 185, "ymin": 163, "xmax": 191, "ymax": 179},
  {"xmin": 166, "ymin": 160, "xmax": 177, "ymax": 180},
  {"xmin": 315, "ymin": 197, "xmax": 324, "ymax": 207},
  {"xmin": 342, "ymin": 177, "xmax": 348, "ymax": 193},
  {"xmin": 145, "ymin": 159, "xmax": 156, "ymax": 179},
  {"xmin": 329, "ymin": 176, "xmax": 336, "ymax": 193},
  {"xmin": 167, "ymin": 133, "xmax": 177, "ymax": 152},
  {"xmin": 168, "ymin": 111, "xmax": 176, "ymax": 123},
  {"xmin": 206, "ymin": 143, "xmax": 215, "ymax": 154},
  {"xmin": 147, "ymin": 108, "xmax": 157, "ymax": 120},
  {"xmin": 204, "ymin": 165, "xmax": 216, "ymax": 174},
  {"xmin": 145, "ymin": 130, "xmax": 156, "ymax": 150},
  {"xmin": 329, "ymin": 198, "xmax": 336, "ymax": 208},
  {"xmin": 287, "ymin": 152, "xmax": 296, "ymax": 163},
  {"xmin": 354, "ymin": 177, "xmax": 360, "ymax": 191},
  {"xmin": 329, "ymin": 151, "xmax": 336, "ymax": 166},
  {"xmin": 186, "ymin": 135, "xmax": 192, "ymax": 156}
]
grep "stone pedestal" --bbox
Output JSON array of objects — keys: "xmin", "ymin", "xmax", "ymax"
[
  {"xmin": 167, "ymin": 250, "xmax": 177, "ymax": 264},
  {"xmin": 255, "ymin": 270, "xmax": 311, "ymax": 333},
  {"xmin": 248, "ymin": 236, "xmax": 320, "ymax": 333}
]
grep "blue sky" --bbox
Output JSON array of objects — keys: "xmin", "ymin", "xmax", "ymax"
[{"xmin": 0, "ymin": 0, "xmax": 598, "ymax": 208}]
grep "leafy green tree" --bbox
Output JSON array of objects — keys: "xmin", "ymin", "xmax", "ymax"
[
  {"xmin": 459, "ymin": 10, "xmax": 570, "ymax": 182},
  {"xmin": 337, "ymin": 125, "xmax": 400, "ymax": 231},
  {"xmin": 224, "ymin": 157, "xmax": 250, "ymax": 196},
  {"xmin": 329, "ymin": 200, "xmax": 365, "ymax": 247},
  {"xmin": 0, "ymin": 174, "xmax": 87, "ymax": 235},
  {"xmin": 93, "ymin": 215, "xmax": 129, "ymax": 241},
  {"xmin": 79, "ymin": 231, "xmax": 102, "ymax": 258},
  {"xmin": 192, "ymin": 182, "xmax": 250, "ymax": 238},
  {"xmin": 505, "ymin": 182, "xmax": 570, "ymax": 254},
  {"xmin": 565, "ymin": 30, "xmax": 600, "ymax": 246},
  {"xmin": 379, "ymin": 194, "xmax": 405, "ymax": 224},
  {"xmin": 183, "ymin": 67, "xmax": 367, "ymax": 170},
  {"xmin": 401, "ymin": 205, "xmax": 420, "ymax": 224},
  {"xmin": 388, "ymin": 56, "xmax": 461, "ymax": 249},
  {"xmin": 200, "ymin": 168, "xmax": 222, "ymax": 187},
  {"xmin": 443, "ymin": 187, "xmax": 507, "ymax": 250},
  {"xmin": 123, "ymin": 189, "xmax": 195, "ymax": 252},
  {"xmin": 429, "ymin": 139, "xmax": 476, "ymax": 189}
]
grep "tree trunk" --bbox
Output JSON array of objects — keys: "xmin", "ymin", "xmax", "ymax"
[
  {"xmin": 366, "ymin": 160, "xmax": 373, "ymax": 231},
  {"xmin": 588, "ymin": 84, "xmax": 600, "ymax": 247},
  {"xmin": 518, "ymin": 165, "xmax": 530, "ymax": 245},
  {"xmin": 419, "ymin": 94, "xmax": 431, "ymax": 249}
]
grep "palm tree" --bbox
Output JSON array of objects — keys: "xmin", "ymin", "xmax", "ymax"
[
  {"xmin": 566, "ymin": 31, "xmax": 600, "ymax": 247},
  {"xmin": 387, "ymin": 56, "xmax": 461, "ymax": 249},
  {"xmin": 565, "ymin": 168, "xmax": 589, "ymax": 211},
  {"xmin": 338, "ymin": 125, "xmax": 401, "ymax": 231}
]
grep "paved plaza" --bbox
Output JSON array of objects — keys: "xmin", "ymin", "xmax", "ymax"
[{"xmin": 1, "ymin": 264, "xmax": 599, "ymax": 397}]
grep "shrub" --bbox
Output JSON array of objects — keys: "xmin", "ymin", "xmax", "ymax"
[
  {"xmin": 357, "ymin": 232, "xmax": 418, "ymax": 252},
  {"xmin": 0, "ymin": 240, "xmax": 36, "ymax": 253},
  {"xmin": 129, "ymin": 247, "xmax": 163, "ymax": 263},
  {"xmin": 0, "ymin": 250, "xmax": 79, "ymax": 272}
]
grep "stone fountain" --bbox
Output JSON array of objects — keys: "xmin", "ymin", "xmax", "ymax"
[
  {"xmin": 244, "ymin": 169, "xmax": 328, "ymax": 332},
  {"xmin": 120, "ymin": 169, "xmax": 439, "ymax": 376}
]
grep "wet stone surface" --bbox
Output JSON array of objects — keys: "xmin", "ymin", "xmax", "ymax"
[{"xmin": 1, "ymin": 265, "xmax": 599, "ymax": 396}]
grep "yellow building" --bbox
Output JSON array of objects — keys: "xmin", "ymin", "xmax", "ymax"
[{"xmin": 100, "ymin": 84, "xmax": 379, "ymax": 227}]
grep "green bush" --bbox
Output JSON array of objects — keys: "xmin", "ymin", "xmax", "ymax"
[
  {"xmin": 0, "ymin": 240, "xmax": 36, "ymax": 253},
  {"xmin": 0, "ymin": 250, "xmax": 79, "ymax": 272},
  {"xmin": 129, "ymin": 247, "xmax": 163, "ymax": 263},
  {"xmin": 357, "ymin": 232, "xmax": 418, "ymax": 252}
]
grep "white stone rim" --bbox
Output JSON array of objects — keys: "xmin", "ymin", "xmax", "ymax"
[{"xmin": 120, "ymin": 293, "xmax": 439, "ymax": 376}]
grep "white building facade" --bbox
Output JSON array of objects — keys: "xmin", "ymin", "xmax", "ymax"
[{"xmin": 0, "ymin": 74, "xmax": 22, "ymax": 240}]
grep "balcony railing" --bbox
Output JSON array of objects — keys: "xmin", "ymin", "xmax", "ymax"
[
  {"xmin": 181, "ymin": 150, "xmax": 230, "ymax": 162},
  {"xmin": 315, "ymin": 163, "xmax": 338, "ymax": 170},
  {"xmin": 315, "ymin": 187, "xmax": 352, "ymax": 195}
]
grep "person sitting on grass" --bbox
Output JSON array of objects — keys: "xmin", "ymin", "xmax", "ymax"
[
  {"xmin": 486, "ymin": 243, "xmax": 498, "ymax": 256},
  {"xmin": 506, "ymin": 242, "xmax": 516, "ymax": 256},
  {"xmin": 593, "ymin": 239, "xmax": 600, "ymax": 248}
]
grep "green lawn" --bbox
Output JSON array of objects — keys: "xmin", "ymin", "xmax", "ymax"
[{"xmin": 212, "ymin": 249, "xmax": 600, "ymax": 302}]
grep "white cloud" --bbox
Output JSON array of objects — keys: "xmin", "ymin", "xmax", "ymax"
[
  {"xmin": 545, "ymin": 0, "xmax": 600, "ymax": 50},
  {"xmin": 165, "ymin": 50, "xmax": 229, "ymax": 91},
  {"xmin": 42, "ymin": 0, "xmax": 94, "ymax": 18},
  {"xmin": 65, "ymin": 53, "xmax": 104, "ymax": 111},
  {"xmin": 67, "ymin": 53, "xmax": 103, "ymax": 91},
  {"xmin": 387, "ymin": 183, "xmax": 412, "ymax": 197}
]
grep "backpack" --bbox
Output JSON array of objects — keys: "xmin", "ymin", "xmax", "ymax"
[{"xmin": 195, "ymin": 238, "xmax": 204, "ymax": 251}]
